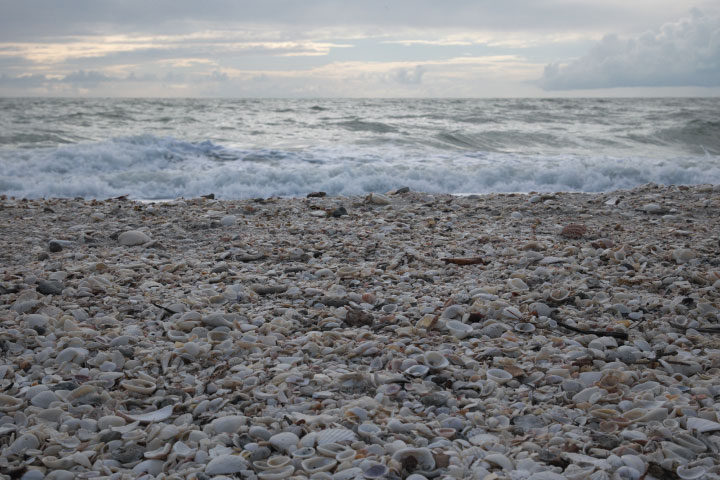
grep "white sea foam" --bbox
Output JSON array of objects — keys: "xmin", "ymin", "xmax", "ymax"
[{"xmin": 1, "ymin": 135, "xmax": 718, "ymax": 199}]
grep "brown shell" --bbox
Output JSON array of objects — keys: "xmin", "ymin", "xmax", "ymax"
[{"xmin": 560, "ymin": 223, "xmax": 588, "ymax": 239}]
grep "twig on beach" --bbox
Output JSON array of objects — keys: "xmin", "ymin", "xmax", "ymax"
[
  {"xmin": 669, "ymin": 323, "xmax": 720, "ymax": 334},
  {"xmin": 441, "ymin": 257, "xmax": 489, "ymax": 266},
  {"xmin": 555, "ymin": 319, "xmax": 629, "ymax": 341}
]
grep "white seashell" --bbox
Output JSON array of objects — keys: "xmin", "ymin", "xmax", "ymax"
[
  {"xmin": 120, "ymin": 378, "xmax": 156, "ymax": 395},
  {"xmin": 132, "ymin": 459, "xmax": 164, "ymax": 476},
  {"xmin": 269, "ymin": 431, "xmax": 299, "ymax": 453},
  {"xmin": 676, "ymin": 465, "xmax": 707, "ymax": 480},
  {"xmin": 363, "ymin": 464, "xmax": 389, "ymax": 478},
  {"xmin": 257, "ymin": 465, "xmax": 295, "ymax": 480},
  {"xmin": 358, "ymin": 423, "xmax": 381, "ymax": 438},
  {"xmin": 686, "ymin": 417, "xmax": 720, "ymax": 433},
  {"xmin": 212, "ymin": 415, "xmax": 246, "ymax": 434},
  {"xmin": 672, "ymin": 248, "xmax": 696, "ymax": 264},
  {"xmin": 206, "ymin": 454, "xmax": 250, "ymax": 475},
  {"xmin": 317, "ymin": 442, "xmax": 348, "ymax": 457},
  {"xmin": 301, "ymin": 456, "xmax": 337, "ymax": 474},
  {"xmin": 446, "ymin": 320, "xmax": 473, "ymax": 339},
  {"xmin": 514, "ymin": 323, "xmax": 536, "ymax": 334},
  {"xmin": 166, "ymin": 330, "xmax": 188, "ymax": 342},
  {"xmin": 172, "ymin": 441, "xmax": 196, "ymax": 456},
  {"xmin": 144, "ymin": 443, "xmax": 171, "ymax": 459},
  {"xmin": 404, "ymin": 364, "xmax": 430, "ymax": 377},
  {"xmin": 316, "ymin": 428, "xmax": 358, "ymax": 446},
  {"xmin": 0, "ymin": 394, "xmax": 24, "ymax": 412},
  {"xmin": 117, "ymin": 404, "xmax": 174, "ymax": 423},
  {"xmin": 547, "ymin": 288, "xmax": 570, "ymax": 302},
  {"xmin": 391, "ymin": 448, "xmax": 435, "ymax": 470},
  {"xmin": 486, "ymin": 368, "xmax": 513, "ymax": 384},
  {"xmin": 118, "ymin": 230, "xmax": 151, "ymax": 246},
  {"xmin": 335, "ymin": 447, "xmax": 356, "ymax": 462},
  {"xmin": 292, "ymin": 447, "xmax": 316, "ymax": 459},
  {"xmin": 422, "ymin": 351, "xmax": 449, "ymax": 369},
  {"xmin": 484, "ymin": 453, "xmax": 514, "ymax": 471},
  {"xmin": 333, "ymin": 467, "xmax": 364, "ymax": 480},
  {"xmin": 507, "ymin": 278, "xmax": 529, "ymax": 291}
]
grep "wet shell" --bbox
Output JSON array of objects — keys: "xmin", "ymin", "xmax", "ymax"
[{"xmin": 315, "ymin": 428, "xmax": 358, "ymax": 446}]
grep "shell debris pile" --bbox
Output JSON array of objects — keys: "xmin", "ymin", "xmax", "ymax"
[{"xmin": 1, "ymin": 183, "xmax": 720, "ymax": 480}]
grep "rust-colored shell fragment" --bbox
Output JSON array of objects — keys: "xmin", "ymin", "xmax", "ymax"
[{"xmin": 560, "ymin": 223, "xmax": 588, "ymax": 239}]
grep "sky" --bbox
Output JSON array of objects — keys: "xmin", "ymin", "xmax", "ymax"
[{"xmin": 0, "ymin": 0, "xmax": 719, "ymax": 97}]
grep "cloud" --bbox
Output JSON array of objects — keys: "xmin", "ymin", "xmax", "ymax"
[
  {"xmin": 540, "ymin": 10, "xmax": 720, "ymax": 90},
  {"xmin": 393, "ymin": 65, "xmax": 426, "ymax": 85}
]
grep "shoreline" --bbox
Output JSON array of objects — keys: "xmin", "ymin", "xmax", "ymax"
[{"xmin": 1, "ymin": 183, "xmax": 720, "ymax": 479}]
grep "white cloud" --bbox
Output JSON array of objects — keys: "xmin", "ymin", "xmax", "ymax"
[{"xmin": 540, "ymin": 10, "xmax": 720, "ymax": 90}]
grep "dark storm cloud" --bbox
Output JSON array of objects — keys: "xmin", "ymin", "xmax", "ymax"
[{"xmin": 540, "ymin": 10, "xmax": 720, "ymax": 90}]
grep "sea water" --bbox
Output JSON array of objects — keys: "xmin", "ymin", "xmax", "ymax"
[{"xmin": 0, "ymin": 97, "xmax": 718, "ymax": 199}]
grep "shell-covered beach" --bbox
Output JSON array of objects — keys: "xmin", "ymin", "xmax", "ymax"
[{"xmin": 1, "ymin": 183, "xmax": 720, "ymax": 480}]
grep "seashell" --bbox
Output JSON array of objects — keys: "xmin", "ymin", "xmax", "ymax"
[
  {"xmin": 117, "ymin": 404, "xmax": 174, "ymax": 423},
  {"xmin": 317, "ymin": 442, "xmax": 347, "ymax": 457},
  {"xmin": 316, "ymin": 428, "xmax": 357, "ymax": 446},
  {"xmin": 404, "ymin": 364, "xmax": 430, "ymax": 377},
  {"xmin": 208, "ymin": 330, "xmax": 231, "ymax": 343},
  {"xmin": 422, "ymin": 351, "xmax": 449, "ymax": 369},
  {"xmin": 255, "ymin": 384, "xmax": 281, "ymax": 400},
  {"xmin": 363, "ymin": 464, "xmax": 389, "ymax": 478},
  {"xmin": 172, "ymin": 441, "xmax": 196, "ymax": 456},
  {"xmin": 213, "ymin": 415, "xmax": 246, "ymax": 434},
  {"xmin": 672, "ymin": 248, "xmax": 696, "ymax": 264},
  {"xmin": 514, "ymin": 323, "xmax": 535, "ymax": 334},
  {"xmin": 486, "ymin": 368, "xmax": 513, "ymax": 384},
  {"xmin": 291, "ymin": 447, "xmax": 316, "ymax": 460},
  {"xmin": 144, "ymin": 443, "xmax": 171, "ymax": 459},
  {"xmin": 484, "ymin": 453, "xmax": 514, "ymax": 471},
  {"xmin": 676, "ymin": 465, "xmax": 707, "ymax": 480},
  {"xmin": 547, "ymin": 288, "xmax": 570, "ymax": 303},
  {"xmin": 0, "ymin": 394, "xmax": 24, "ymax": 412},
  {"xmin": 335, "ymin": 447, "xmax": 356, "ymax": 462},
  {"xmin": 391, "ymin": 448, "xmax": 435, "ymax": 471},
  {"xmin": 358, "ymin": 423, "xmax": 381, "ymax": 438},
  {"xmin": 446, "ymin": 320, "xmax": 473, "ymax": 339},
  {"xmin": 120, "ymin": 378, "xmax": 157, "ymax": 395},
  {"xmin": 686, "ymin": 417, "xmax": 720, "ymax": 433},
  {"xmin": 256, "ymin": 455, "xmax": 291, "ymax": 470},
  {"xmin": 334, "ymin": 467, "xmax": 364, "ymax": 480},
  {"xmin": 560, "ymin": 223, "xmax": 587, "ymax": 239},
  {"xmin": 507, "ymin": 278, "xmax": 529, "ymax": 291},
  {"xmin": 269, "ymin": 432, "xmax": 299, "ymax": 453},
  {"xmin": 257, "ymin": 465, "xmax": 295, "ymax": 480},
  {"xmin": 301, "ymin": 456, "xmax": 337, "ymax": 474},
  {"xmin": 205, "ymin": 454, "xmax": 250, "ymax": 475}
]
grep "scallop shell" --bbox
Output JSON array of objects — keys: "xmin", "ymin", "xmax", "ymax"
[
  {"xmin": 315, "ymin": 428, "xmax": 357, "ymax": 446},
  {"xmin": 423, "ymin": 351, "xmax": 449, "ymax": 369},
  {"xmin": 301, "ymin": 456, "xmax": 337, "ymax": 474}
]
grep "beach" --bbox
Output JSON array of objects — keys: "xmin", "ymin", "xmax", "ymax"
[{"xmin": 1, "ymin": 183, "xmax": 720, "ymax": 479}]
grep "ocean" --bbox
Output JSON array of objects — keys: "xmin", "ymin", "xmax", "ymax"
[{"xmin": 1, "ymin": 97, "xmax": 718, "ymax": 199}]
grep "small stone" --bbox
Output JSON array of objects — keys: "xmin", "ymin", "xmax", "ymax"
[
  {"xmin": 48, "ymin": 240, "xmax": 67, "ymax": 252},
  {"xmin": 331, "ymin": 206, "xmax": 348, "ymax": 217},
  {"xmin": 118, "ymin": 230, "xmax": 151, "ymax": 246},
  {"xmin": 307, "ymin": 191, "xmax": 327, "ymax": 198},
  {"xmin": 37, "ymin": 279, "xmax": 64, "ymax": 296},
  {"xmin": 366, "ymin": 193, "xmax": 391, "ymax": 205},
  {"xmin": 529, "ymin": 195, "xmax": 542, "ymax": 203}
]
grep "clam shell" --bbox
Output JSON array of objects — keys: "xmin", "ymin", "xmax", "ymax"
[
  {"xmin": 363, "ymin": 464, "xmax": 389, "ymax": 478},
  {"xmin": 358, "ymin": 423, "xmax": 381, "ymax": 438},
  {"xmin": 676, "ymin": 465, "xmax": 707, "ymax": 480},
  {"xmin": 686, "ymin": 417, "xmax": 720, "ymax": 433},
  {"xmin": 0, "ymin": 394, "xmax": 24, "ymax": 412},
  {"xmin": 404, "ymin": 364, "xmax": 430, "ymax": 377},
  {"xmin": 257, "ymin": 465, "xmax": 295, "ymax": 480},
  {"xmin": 486, "ymin": 368, "xmax": 513, "ymax": 384},
  {"xmin": 316, "ymin": 428, "xmax": 357, "ymax": 446},
  {"xmin": 120, "ymin": 378, "xmax": 157, "ymax": 395},
  {"xmin": 301, "ymin": 456, "xmax": 337, "ymax": 474},
  {"xmin": 547, "ymin": 287, "xmax": 570, "ymax": 302},
  {"xmin": 391, "ymin": 448, "xmax": 435, "ymax": 471},
  {"xmin": 116, "ymin": 404, "xmax": 174, "ymax": 423},
  {"xmin": 446, "ymin": 320, "xmax": 473, "ymax": 339},
  {"xmin": 423, "ymin": 351, "xmax": 449, "ymax": 369},
  {"xmin": 514, "ymin": 323, "xmax": 536, "ymax": 334}
]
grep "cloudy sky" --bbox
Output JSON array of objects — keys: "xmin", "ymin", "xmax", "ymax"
[{"xmin": 1, "ymin": 0, "xmax": 719, "ymax": 97}]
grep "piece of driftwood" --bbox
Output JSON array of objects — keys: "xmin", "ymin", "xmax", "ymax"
[
  {"xmin": 441, "ymin": 257, "xmax": 488, "ymax": 266},
  {"xmin": 556, "ymin": 320, "xmax": 629, "ymax": 340}
]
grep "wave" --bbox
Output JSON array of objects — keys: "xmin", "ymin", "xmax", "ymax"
[
  {"xmin": 1, "ymin": 135, "xmax": 719, "ymax": 200},
  {"xmin": 336, "ymin": 120, "xmax": 398, "ymax": 134}
]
